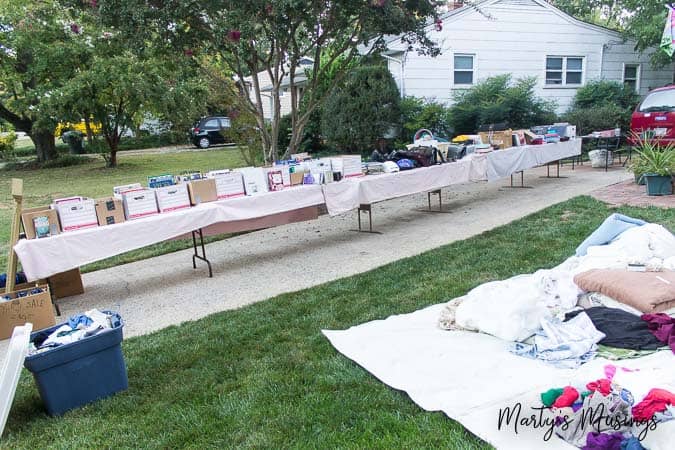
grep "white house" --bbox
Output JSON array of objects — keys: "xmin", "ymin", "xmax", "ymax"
[
  {"xmin": 384, "ymin": 0, "xmax": 675, "ymax": 113},
  {"xmin": 244, "ymin": 58, "xmax": 313, "ymax": 121}
]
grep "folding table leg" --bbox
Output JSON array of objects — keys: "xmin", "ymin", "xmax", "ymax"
[
  {"xmin": 191, "ymin": 228, "xmax": 213, "ymax": 277},
  {"xmin": 417, "ymin": 189, "xmax": 452, "ymax": 213},
  {"xmin": 504, "ymin": 171, "xmax": 533, "ymax": 188},
  {"xmin": 540, "ymin": 160, "xmax": 567, "ymax": 179},
  {"xmin": 351, "ymin": 204, "xmax": 382, "ymax": 234}
]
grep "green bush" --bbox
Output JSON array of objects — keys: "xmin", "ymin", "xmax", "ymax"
[
  {"xmin": 563, "ymin": 80, "xmax": 638, "ymax": 135},
  {"xmin": 0, "ymin": 131, "xmax": 17, "ymax": 160},
  {"xmin": 399, "ymin": 97, "xmax": 452, "ymax": 145},
  {"xmin": 448, "ymin": 75, "xmax": 557, "ymax": 134},
  {"xmin": 562, "ymin": 104, "xmax": 629, "ymax": 136},
  {"xmin": 321, "ymin": 64, "xmax": 401, "ymax": 152},
  {"xmin": 572, "ymin": 80, "xmax": 639, "ymax": 110}
]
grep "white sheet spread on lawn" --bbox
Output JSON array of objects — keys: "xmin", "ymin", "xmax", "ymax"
[{"xmin": 323, "ymin": 223, "xmax": 675, "ymax": 449}]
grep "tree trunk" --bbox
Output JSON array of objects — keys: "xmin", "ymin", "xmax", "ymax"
[
  {"xmin": 30, "ymin": 130, "xmax": 58, "ymax": 162},
  {"xmin": 84, "ymin": 117, "xmax": 94, "ymax": 146}
]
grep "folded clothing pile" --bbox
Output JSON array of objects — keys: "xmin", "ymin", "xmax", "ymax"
[
  {"xmin": 438, "ymin": 213, "xmax": 675, "ymax": 368},
  {"xmin": 28, "ymin": 309, "xmax": 117, "ymax": 354}
]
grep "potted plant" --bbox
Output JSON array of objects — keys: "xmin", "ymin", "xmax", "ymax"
[{"xmin": 631, "ymin": 136, "xmax": 675, "ymax": 195}]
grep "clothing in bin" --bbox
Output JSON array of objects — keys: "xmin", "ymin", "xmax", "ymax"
[{"xmin": 24, "ymin": 309, "xmax": 127, "ymax": 416}]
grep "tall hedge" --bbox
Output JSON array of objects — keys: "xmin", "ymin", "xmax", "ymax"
[
  {"xmin": 399, "ymin": 97, "xmax": 453, "ymax": 144},
  {"xmin": 321, "ymin": 65, "xmax": 401, "ymax": 152}
]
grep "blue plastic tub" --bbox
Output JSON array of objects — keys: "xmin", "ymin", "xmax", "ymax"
[{"xmin": 23, "ymin": 312, "xmax": 127, "ymax": 416}]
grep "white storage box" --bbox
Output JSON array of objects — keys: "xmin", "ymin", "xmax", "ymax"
[
  {"xmin": 54, "ymin": 199, "xmax": 98, "ymax": 232},
  {"xmin": 121, "ymin": 189, "xmax": 159, "ymax": 220},
  {"xmin": 154, "ymin": 184, "xmax": 191, "ymax": 213},
  {"xmin": 209, "ymin": 171, "xmax": 246, "ymax": 199}
]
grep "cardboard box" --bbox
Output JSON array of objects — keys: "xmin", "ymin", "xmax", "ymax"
[
  {"xmin": 154, "ymin": 184, "xmax": 191, "ymax": 213},
  {"xmin": 208, "ymin": 172, "xmax": 245, "ymax": 199},
  {"xmin": 188, "ymin": 179, "xmax": 218, "ymax": 205},
  {"xmin": 479, "ymin": 129, "xmax": 513, "ymax": 150},
  {"xmin": 95, "ymin": 198, "xmax": 126, "ymax": 226},
  {"xmin": 0, "ymin": 284, "xmax": 55, "ymax": 340},
  {"xmin": 55, "ymin": 199, "xmax": 99, "ymax": 232},
  {"xmin": 21, "ymin": 207, "xmax": 61, "ymax": 240},
  {"xmin": 47, "ymin": 268, "xmax": 84, "ymax": 299},
  {"xmin": 122, "ymin": 189, "xmax": 159, "ymax": 220},
  {"xmin": 339, "ymin": 155, "xmax": 363, "ymax": 178},
  {"xmin": 290, "ymin": 172, "xmax": 304, "ymax": 186}
]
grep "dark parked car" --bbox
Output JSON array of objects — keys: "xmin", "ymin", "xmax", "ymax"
[{"xmin": 190, "ymin": 116, "xmax": 231, "ymax": 148}]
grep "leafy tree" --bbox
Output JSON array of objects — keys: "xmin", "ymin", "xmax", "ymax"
[
  {"xmin": 321, "ymin": 64, "xmax": 401, "ymax": 152},
  {"xmin": 448, "ymin": 75, "xmax": 557, "ymax": 134},
  {"xmin": 0, "ymin": 0, "xmax": 91, "ymax": 162},
  {"xmin": 550, "ymin": 0, "xmax": 673, "ymax": 67},
  {"xmin": 98, "ymin": 0, "xmax": 441, "ymax": 163},
  {"xmin": 399, "ymin": 96, "xmax": 452, "ymax": 144}
]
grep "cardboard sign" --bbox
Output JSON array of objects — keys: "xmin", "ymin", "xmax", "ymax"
[
  {"xmin": 55, "ymin": 199, "xmax": 99, "ymax": 232},
  {"xmin": 0, "ymin": 285, "xmax": 55, "ymax": 340},
  {"xmin": 154, "ymin": 184, "xmax": 191, "ymax": 213}
]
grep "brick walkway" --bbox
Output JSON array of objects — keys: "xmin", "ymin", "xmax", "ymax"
[{"xmin": 591, "ymin": 178, "xmax": 675, "ymax": 208}]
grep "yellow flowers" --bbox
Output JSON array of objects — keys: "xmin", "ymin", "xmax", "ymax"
[{"xmin": 55, "ymin": 120, "xmax": 101, "ymax": 136}]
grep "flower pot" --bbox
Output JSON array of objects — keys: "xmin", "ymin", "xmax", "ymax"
[
  {"xmin": 643, "ymin": 174, "xmax": 673, "ymax": 196},
  {"xmin": 634, "ymin": 173, "xmax": 646, "ymax": 185}
]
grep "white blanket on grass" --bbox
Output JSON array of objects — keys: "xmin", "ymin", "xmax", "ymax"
[
  {"xmin": 323, "ymin": 222, "xmax": 675, "ymax": 449},
  {"xmin": 323, "ymin": 304, "xmax": 675, "ymax": 449}
]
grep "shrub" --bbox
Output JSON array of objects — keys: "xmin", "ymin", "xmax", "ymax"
[
  {"xmin": 572, "ymin": 80, "xmax": 639, "ymax": 110},
  {"xmin": 562, "ymin": 104, "xmax": 629, "ymax": 136},
  {"xmin": 399, "ymin": 97, "xmax": 452, "ymax": 145},
  {"xmin": 321, "ymin": 64, "xmax": 401, "ymax": 152},
  {"xmin": 448, "ymin": 75, "xmax": 557, "ymax": 134},
  {"xmin": 0, "ymin": 131, "xmax": 17, "ymax": 160}
]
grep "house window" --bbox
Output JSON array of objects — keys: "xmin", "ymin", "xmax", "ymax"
[
  {"xmin": 545, "ymin": 56, "xmax": 584, "ymax": 86},
  {"xmin": 623, "ymin": 64, "xmax": 640, "ymax": 92},
  {"xmin": 453, "ymin": 54, "xmax": 474, "ymax": 85}
]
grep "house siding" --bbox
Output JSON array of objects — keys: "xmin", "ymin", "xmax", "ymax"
[
  {"xmin": 245, "ymin": 71, "xmax": 294, "ymax": 121},
  {"xmin": 393, "ymin": 0, "xmax": 674, "ymax": 114}
]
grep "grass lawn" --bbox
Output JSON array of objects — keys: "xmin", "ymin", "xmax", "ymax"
[
  {"xmin": 0, "ymin": 148, "xmax": 246, "ymax": 273},
  {"xmin": 3, "ymin": 197, "xmax": 674, "ymax": 448}
]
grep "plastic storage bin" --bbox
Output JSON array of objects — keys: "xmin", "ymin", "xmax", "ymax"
[{"xmin": 23, "ymin": 312, "xmax": 127, "ymax": 416}]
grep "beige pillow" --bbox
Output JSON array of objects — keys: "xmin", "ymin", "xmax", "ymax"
[{"xmin": 573, "ymin": 269, "xmax": 675, "ymax": 313}]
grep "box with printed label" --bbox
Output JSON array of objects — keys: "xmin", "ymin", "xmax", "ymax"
[
  {"xmin": 339, "ymin": 155, "xmax": 363, "ymax": 178},
  {"xmin": 112, "ymin": 183, "xmax": 142, "ymax": 199},
  {"xmin": 187, "ymin": 179, "xmax": 218, "ymax": 205},
  {"xmin": 95, "ymin": 198, "xmax": 126, "ymax": 226},
  {"xmin": 121, "ymin": 189, "xmax": 159, "ymax": 220},
  {"xmin": 209, "ymin": 172, "xmax": 245, "ymax": 199},
  {"xmin": 0, "ymin": 284, "xmax": 55, "ymax": 340},
  {"xmin": 154, "ymin": 184, "xmax": 191, "ymax": 213},
  {"xmin": 21, "ymin": 207, "xmax": 61, "ymax": 240},
  {"xmin": 55, "ymin": 199, "xmax": 99, "ymax": 232}
]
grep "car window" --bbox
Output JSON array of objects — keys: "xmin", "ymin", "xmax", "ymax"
[
  {"xmin": 220, "ymin": 118, "xmax": 231, "ymax": 128},
  {"xmin": 638, "ymin": 90, "xmax": 675, "ymax": 112},
  {"xmin": 203, "ymin": 119, "xmax": 220, "ymax": 128}
]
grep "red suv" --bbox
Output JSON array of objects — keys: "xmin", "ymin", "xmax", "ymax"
[{"xmin": 630, "ymin": 85, "xmax": 675, "ymax": 145}]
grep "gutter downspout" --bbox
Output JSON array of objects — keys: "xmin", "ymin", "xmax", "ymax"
[
  {"xmin": 599, "ymin": 43, "xmax": 606, "ymax": 79},
  {"xmin": 382, "ymin": 53, "xmax": 406, "ymax": 97}
]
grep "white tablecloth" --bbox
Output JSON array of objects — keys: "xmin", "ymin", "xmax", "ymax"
[
  {"xmin": 485, "ymin": 139, "xmax": 581, "ymax": 182},
  {"xmin": 323, "ymin": 159, "xmax": 473, "ymax": 216},
  {"xmin": 15, "ymin": 185, "xmax": 324, "ymax": 281}
]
